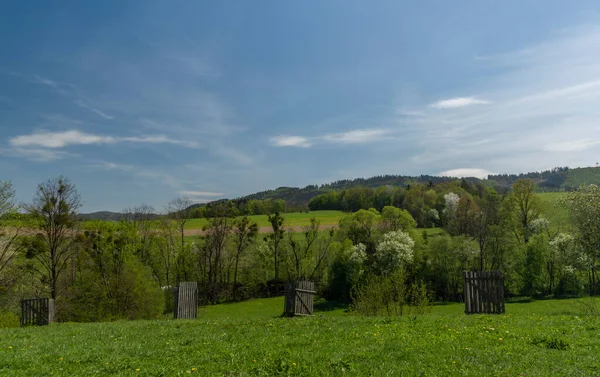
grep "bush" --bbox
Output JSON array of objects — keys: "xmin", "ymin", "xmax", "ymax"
[
  {"xmin": 0, "ymin": 311, "xmax": 19, "ymax": 328},
  {"xmin": 351, "ymin": 270, "xmax": 431, "ymax": 317}
]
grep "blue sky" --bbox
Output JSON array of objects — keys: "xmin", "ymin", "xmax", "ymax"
[{"xmin": 2, "ymin": 1, "xmax": 600, "ymax": 212}]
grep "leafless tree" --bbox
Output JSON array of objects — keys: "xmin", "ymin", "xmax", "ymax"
[
  {"xmin": 24, "ymin": 176, "xmax": 81, "ymax": 299},
  {"xmin": 0, "ymin": 181, "xmax": 23, "ymax": 281},
  {"xmin": 165, "ymin": 197, "xmax": 194, "ymax": 251},
  {"xmin": 123, "ymin": 204, "xmax": 157, "ymax": 263}
]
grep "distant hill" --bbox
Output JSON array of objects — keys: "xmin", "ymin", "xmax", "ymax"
[
  {"xmin": 236, "ymin": 175, "xmax": 475, "ymax": 207},
  {"xmin": 78, "ymin": 211, "xmax": 126, "ymax": 221},
  {"xmin": 77, "ymin": 211, "xmax": 161, "ymax": 221},
  {"xmin": 81, "ymin": 166, "xmax": 600, "ymax": 218},
  {"xmin": 191, "ymin": 166, "xmax": 600, "ymax": 211}
]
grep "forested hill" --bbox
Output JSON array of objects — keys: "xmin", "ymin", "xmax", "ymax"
[
  {"xmin": 229, "ymin": 166, "xmax": 600, "ymax": 206},
  {"xmin": 79, "ymin": 166, "xmax": 600, "ymax": 219},
  {"xmin": 240, "ymin": 175, "xmax": 471, "ymax": 205}
]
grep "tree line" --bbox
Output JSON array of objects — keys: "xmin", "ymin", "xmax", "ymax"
[{"xmin": 1, "ymin": 176, "xmax": 599, "ymax": 324}]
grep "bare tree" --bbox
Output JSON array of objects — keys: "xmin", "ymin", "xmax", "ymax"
[
  {"xmin": 203, "ymin": 215, "xmax": 233, "ymax": 302},
  {"xmin": 122, "ymin": 204, "xmax": 157, "ymax": 263},
  {"xmin": 0, "ymin": 180, "xmax": 15, "ymax": 217},
  {"xmin": 165, "ymin": 197, "xmax": 194, "ymax": 251},
  {"xmin": 0, "ymin": 181, "xmax": 22, "ymax": 280},
  {"xmin": 24, "ymin": 176, "xmax": 81, "ymax": 299}
]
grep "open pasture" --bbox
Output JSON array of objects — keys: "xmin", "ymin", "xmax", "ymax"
[
  {"xmin": 1, "ymin": 297, "xmax": 599, "ymax": 376},
  {"xmin": 183, "ymin": 210, "xmax": 345, "ymax": 230}
]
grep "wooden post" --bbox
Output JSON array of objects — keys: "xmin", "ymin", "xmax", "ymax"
[{"xmin": 173, "ymin": 282, "xmax": 198, "ymax": 319}]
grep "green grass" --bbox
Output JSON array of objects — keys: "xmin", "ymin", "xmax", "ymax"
[
  {"xmin": 538, "ymin": 192, "xmax": 570, "ymax": 227},
  {"xmin": 2, "ymin": 297, "xmax": 600, "ymax": 376},
  {"xmin": 184, "ymin": 211, "xmax": 345, "ymax": 230}
]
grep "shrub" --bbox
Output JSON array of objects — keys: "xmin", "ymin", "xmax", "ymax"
[
  {"xmin": 0, "ymin": 311, "xmax": 19, "ymax": 328},
  {"xmin": 351, "ymin": 270, "xmax": 431, "ymax": 317}
]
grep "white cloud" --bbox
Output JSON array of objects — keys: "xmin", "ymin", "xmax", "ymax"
[
  {"xmin": 10, "ymin": 130, "xmax": 112, "ymax": 148},
  {"xmin": 9, "ymin": 130, "xmax": 197, "ymax": 149},
  {"xmin": 0, "ymin": 147, "xmax": 75, "ymax": 162},
  {"xmin": 430, "ymin": 97, "xmax": 491, "ymax": 109},
  {"xmin": 543, "ymin": 139, "xmax": 600, "ymax": 152},
  {"xmin": 322, "ymin": 128, "xmax": 391, "ymax": 144},
  {"xmin": 439, "ymin": 168, "xmax": 491, "ymax": 179},
  {"xmin": 270, "ymin": 135, "xmax": 312, "ymax": 148},
  {"xmin": 180, "ymin": 191, "xmax": 225, "ymax": 197}
]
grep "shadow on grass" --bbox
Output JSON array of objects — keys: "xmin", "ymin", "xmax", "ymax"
[{"xmin": 313, "ymin": 299, "xmax": 349, "ymax": 313}]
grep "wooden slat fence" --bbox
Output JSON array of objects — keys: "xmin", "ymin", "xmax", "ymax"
[
  {"xmin": 283, "ymin": 281, "xmax": 315, "ymax": 317},
  {"xmin": 173, "ymin": 282, "xmax": 198, "ymax": 319},
  {"xmin": 21, "ymin": 298, "xmax": 55, "ymax": 326},
  {"xmin": 463, "ymin": 271, "xmax": 505, "ymax": 314}
]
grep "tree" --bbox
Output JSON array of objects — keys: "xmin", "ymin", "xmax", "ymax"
[
  {"xmin": 338, "ymin": 209, "xmax": 380, "ymax": 251},
  {"xmin": 165, "ymin": 197, "xmax": 194, "ymax": 253},
  {"xmin": 380, "ymin": 206, "xmax": 416, "ymax": 233},
  {"xmin": 0, "ymin": 181, "xmax": 16, "ymax": 218},
  {"xmin": 232, "ymin": 216, "xmax": 258, "ymax": 298},
  {"xmin": 286, "ymin": 217, "xmax": 320, "ymax": 281},
  {"xmin": 0, "ymin": 181, "xmax": 21, "ymax": 280},
  {"xmin": 122, "ymin": 204, "xmax": 156, "ymax": 264},
  {"xmin": 266, "ymin": 212, "xmax": 285, "ymax": 281},
  {"xmin": 202, "ymin": 215, "xmax": 233, "ymax": 302},
  {"xmin": 562, "ymin": 184, "xmax": 600, "ymax": 295},
  {"xmin": 373, "ymin": 230, "xmax": 415, "ymax": 275},
  {"xmin": 507, "ymin": 179, "xmax": 542, "ymax": 244},
  {"xmin": 472, "ymin": 189, "xmax": 501, "ymax": 270},
  {"xmin": 24, "ymin": 176, "xmax": 81, "ymax": 299}
]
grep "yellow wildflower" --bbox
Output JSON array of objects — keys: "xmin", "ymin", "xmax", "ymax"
[
  {"xmin": 136, "ymin": 368, "xmax": 140, "ymax": 372},
  {"xmin": 191, "ymin": 368, "xmax": 196, "ymax": 372},
  {"xmin": 292, "ymin": 363, "xmax": 296, "ymax": 366},
  {"xmin": 499, "ymin": 338, "xmax": 503, "ymax": 341}
]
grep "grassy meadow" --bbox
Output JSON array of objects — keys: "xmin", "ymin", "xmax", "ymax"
[
  {"xmin": 537, "ymin": 191, "xmax": 570, "ymax": 227},
  {"xmin": 183, "ymin": 210, "xmax": 345, "ymax": 230},
  {"xmin": 1, "ymin": 297, "xmax": 599, "ymax": 376}
]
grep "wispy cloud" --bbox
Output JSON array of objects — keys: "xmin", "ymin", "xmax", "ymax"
[
  {"xmin": 270, "ymin": 135, "xmax": 312, "ymax": 148},
  {"xmin": 430, "ymin": 97, "xmax": 490, "ymax": 109},
  {"xmin": 9, "ymin": 130, "xmax": 198, "ymax": 149},
  {"xmin": 439, "ymin": 168, "xmax": 491, "ymax": 179},
  {"xmin": 74, "ymin": 100, "xmax": 114, "ymax": 120},
  {"xmin": 270, "ymin": 128, "xmax": 392, "ymax": 148},
  {"xmin": 0, "ymin": 147, "xmax": 75, "ymax": 162},
  {"xmin": 322, "ymin": 128, "xmax": 391, "ymax": 144},
  {"xmin": 32, "ymin": 75, "xmax": 59, "ymax": 89}
]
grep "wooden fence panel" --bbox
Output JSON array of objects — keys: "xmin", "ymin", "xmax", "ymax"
[
  {"xmin": 21, "ymin": 298, "xmax": 55, "ymax": 326},
  {"xmin": 173, "ymin": 282, "xmax": 198, "ymax": 319},
  {"xmin": 283, "ymin": 281, "xmax": 316, "ymax": 317},
  {"xmin": 463, "ymin": 271, "xmax": 505, "ymax": 314}
]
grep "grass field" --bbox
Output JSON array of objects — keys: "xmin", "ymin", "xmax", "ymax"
[
  {"xmin": 538, "ymin": 192, "xmax": 570, "ymax": 227},
  {"xmin": 184, "ymin": 211, "xmax": 345, "ymax": 230},
  {"xmin": 1, "ymin": 297, "xmax": 599, "ymax": 376}
]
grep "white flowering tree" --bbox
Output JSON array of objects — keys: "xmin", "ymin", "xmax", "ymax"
[
  {"xmin": 562, "ymin": 184, "xmax": 600, "ymax": 294},
  {"xmin": 443, "ymin": 193, "xmax": 460, "ymax": 218},
  {"xmin": 373, "ymin": 231, "xmax": 415, "ymax": 275}
]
